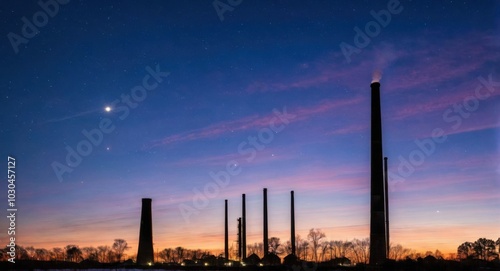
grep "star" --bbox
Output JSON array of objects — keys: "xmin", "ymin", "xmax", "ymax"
[{"xmin": 105, "ymin": 106, "xmax": 111, "ymax": 112}]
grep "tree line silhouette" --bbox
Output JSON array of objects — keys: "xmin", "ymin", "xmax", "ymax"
[
  {"xmin": 1, "ymin": 233, "xmax": 499, "ymax": 266},
  {"xmin": 456, "ymin": 237, "xmax": 500, "ymax": 261},
  {"xmin": 0, "ymin": 239, "xmax": 130, "ymax": 263}
]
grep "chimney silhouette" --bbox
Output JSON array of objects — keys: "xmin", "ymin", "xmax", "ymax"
[
  {"xmin": 137, "ymin": 198, "xmax": 154, "ymax": 265},
  {"xmin": 263, "ymin": 188, "xmax": 269, "ymax": 257},
  {"xmin": 369, "ymin": 82, "xmax": 387, "ymax": 265},
  {"xmin": 237, "ymin": 217, "xmax": 242, "ymax": 260},
  {"xmin": 384, "ymin": 157, "xmax": 390, "ymax": 256},
  {"xmin": 242, "ymin": 194, "xmax": 247, "ymax": 260},
  {"xmin": 291, "ymin": 190, "xmax": 296, "ymax": 255},
  {"xmin": 225, "ymin": 199, "xmax": 229, "ymax": 260}
]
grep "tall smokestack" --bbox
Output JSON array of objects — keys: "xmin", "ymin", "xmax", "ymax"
[
  {"xmin": 242, "ymin": 194, "xmax": 247, "ymax": 260},
  {"xmin": 384, "ymin": 157, "xmax": 390, "ymax": 256},
  {"xmin": 263, "ymin": 188, "xmax": 269, "ymax": 257},
  {"xmin": 237, "ymin": 217, "xmax": 242, "ymax": 260},
  {"xmin": 225, "ymin": 199, "xmax": 229, "ymax": 260},
  {"xmin": 137, "ymin": 198, "xmax": 154, "ymax": 265},
  {"xmin": 369, "ymin": 81, "xmax": 387, "ymax": 265},
  {"xmin": 291, "ymin": 190, "xmax": 296, "ymax": 255}
]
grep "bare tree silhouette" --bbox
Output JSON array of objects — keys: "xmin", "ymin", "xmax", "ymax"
[
  {"xmin": 319, "ymin": 240, "xmax": 329, "ymax": 262},
  {"xmin": 247, "ymin": 242, "xmax": 263, "ymax": 258},
  {"xmin": 303, "ymin": 240, "xmax": 311, "ymax": 260},
  {"xmin": 112, "ymin": 239, "xmax": 129, "ymax": 262},
  {"xmin": 159, "ymin": 248, "xmax": 173, "ymax": 262},
  {"xmin": 7, "ymin": 236, "xmax": 500, "ymax": 267},
  {"xmin": 25, "ymin": 246, "xmax": 35, "ymax": 260},
  {"xmin": 52, "ymin": 247, "xmax": 63, "ymax": 261},
  {"xmin": 458, "ymin": 241, "xmax": 475, "ymax": 259},
  {"xmin": 268, "ymin": 237, "xmax": 282, "ymax": 255},
  {"xmin": 34, "ymin": 248, "xmax": 49, "ymax": 261},
  {"xmin": 65, "ymin": 245, "xmax": 82, "ymax": 262},
  {"xmin": 329, "ymin": 240, "xmax": 343, "ymax": 259},
  {"xmin": 307, "ymin": 228, "xmax": 326, "ymax": 262},
  {"xmin": 81, "ymin": 247, "xmax": 98, "ymax": 261},
  {"xmin": 294, "ymin": 235, "xmax": 304, "ymax": 259},
  {"xmin": 351, "ymin": 238, "xmax": 370, "ymax": 263},
  {"xmin": 175, "ymin": 246, "xmax": 184, "ymax": 263},
  {"xmin": 473, "ymin": 238, "xmax": 497, "ymax": 260},
  {"xmin": 97, "ymin": 246, "xmax": 111, "ymax": 263},
  {"xmin": 283, "ymin": 240, "xmax": 292, "ymax": 255}
]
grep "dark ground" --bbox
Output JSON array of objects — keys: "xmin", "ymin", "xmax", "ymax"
[{"xmin": 1, "ymin": 259, "xmax": 499, "ymax": 271}]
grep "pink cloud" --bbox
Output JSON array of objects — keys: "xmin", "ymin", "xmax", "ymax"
[
  {"xmin": 244, "ymin": 32, "xmax": 497, "ymax": 95},
  {"xmin": 148, "ymin": 97, "xmax": 363, "ymax": 147},
  {"xmin": 390, "ymin": 165, "xmax": 498, "ymax": 194},
  {"xmin": 325, "ymin": 123, "xmax": 368, "ymax": 135},
  {"xmin": 169, "ymin": 146, "xmax": 298, "ymax": 167},
  {"xmin": 151, "ymin": 31, "xmax": 499, "ymax": 148},
  {"xmin": 445, "ymin": 117, "xmax": 500, "ymax": 136},
  {"xmin": 387, "ymin": 98, "xmax": 500, "ymax": 140},
  {"xmin": 292, "ymin": 97, "xmax": 364, "ymax": 121},
  {"xmin": 419, "ymin": 153, "xmax": 499, "ymax": 172},
  {"xmin": 225, "ymin": 163, "xmax": 370, "ymax": 197},
  {"xmin": 386, "ymin": 33, "xmax": 499, "ymax": 91},
  {"xmin": 244, "ymin": 53, "xmax": 374, "ymax": 93},
  {"xmin": 388, "ymin": 71, "xmax": 500, "ymax": 117}
]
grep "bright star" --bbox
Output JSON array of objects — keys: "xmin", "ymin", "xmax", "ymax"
[{"xmin": 105, "ymin": 106, "xmax": 111, "ymax": 112}]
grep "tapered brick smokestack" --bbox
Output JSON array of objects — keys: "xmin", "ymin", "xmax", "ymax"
[
  {"xmin": 242, "ymin": 194, "xmax": 247, "ymax": 260},
  {"xmin": 225, "ymin": 199, "xmax": 229, "ymax": 260},
  {"xmin": 291, "ymin": 190, "xmax": 296, "ymax": 255},
  {"xmin": 369, "ymin": 82, "xmax": 387, "ymax": 265},
  {"xmin": 137, "ymin": 198, "xmax": 154, "ymax": 265},
  {"xmin": 263, "ymin": 188, "xmax": 269, "ymax": 257}
]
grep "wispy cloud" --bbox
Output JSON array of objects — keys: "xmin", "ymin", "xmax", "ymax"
[
  {"xmin": 245, "ymin": 31, "xmax": 498, "ymax": 98},
  {"xmin": 391, "ymin": 162, "xmax": 498, "ymax": 194},
  {"xmin": 169, "ymin": 146, "xmax": 297, "ymax": 167},
  {"xmin": 224, "ymin": 163, "xmax": 370, "ymax": 196},
  {"xmin": 39, "ymin": 108, "xmax": 100, "ymax": 124},
  {"xmin": 325, "ymin": 123, "xmax": 368, "ymax": 135},
  {"xmin": 386, "ymin": 32, "xmax": 499, "ymax": 92},
  {"xmin": 148, "ymin": 96, "xmax": 363, "ymax": 147}
]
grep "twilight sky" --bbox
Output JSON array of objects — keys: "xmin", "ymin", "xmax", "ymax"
[{"xmin": 1, "ymin": 0, "xmax": 499, "ymax": 256}]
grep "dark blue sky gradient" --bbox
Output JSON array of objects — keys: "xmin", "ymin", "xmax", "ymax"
[{"xmin": 0, "ymin": 0, "xmax": 499, "ymax": 255}]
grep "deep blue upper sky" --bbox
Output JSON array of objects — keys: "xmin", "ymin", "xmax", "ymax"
[{"xmin": 0, "ymin": 0, "xmax": 499, "ymax": 255}]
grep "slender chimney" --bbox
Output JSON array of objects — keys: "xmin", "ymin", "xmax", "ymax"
[
  {"xmin": 263, "ymin": 188, "xmax": 269, "ymax": 257},
  {"xmin": 237, "ymin": 217, "xmax": 242, "ymax": 260},
  {"xmin": 369, "ymin": 82, "xmax": 387, "ymax": 265},
  {"xmin": 137, "ymin": 198, "xmax": 154, "ymax": 265},
  {"xmin": 225, "ymin": 199, "xmax": 229, "ymax": 260},
  {"xmin": 291, "ymin": 190, "xmax": 296, "ymax": 256},
  {"xmin": 242, "ymin": 194, "xmax": 247, "ymax": 260},
  {"xmin": 384, "ymin": 157, "xmax": 390, "ymax": 256}
]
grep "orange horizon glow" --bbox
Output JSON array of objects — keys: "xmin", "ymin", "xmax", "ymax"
[{"xmin": 14, "ymin": 212, "xmax": 497, "ymax": 258}]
